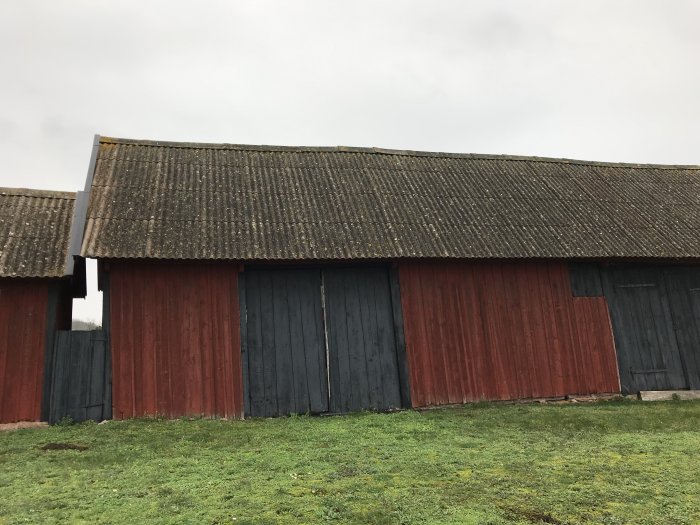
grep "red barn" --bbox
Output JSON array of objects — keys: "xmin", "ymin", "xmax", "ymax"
[
  {"xmin": 80, "ymin": 136, "xmax": 700, "ymax": 419},
  {"xmin": 0, "ymin": 188, "xmax": 79, "ymax": 423}
]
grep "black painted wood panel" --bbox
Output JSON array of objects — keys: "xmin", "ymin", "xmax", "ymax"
[
  {"xmin": 602, "ymin": 267, "xmax": 688, "ymax": 393},
  {"xmin": 40, "ymin": 283, "xmax": 60, "ymax": 421},
  {"xmin": 665, "ymin": 267, "xmax": 700, "ymax": 389},
  {"xmin": 48, "ymin": 330, "xmax": 109, "ymax": 424},
  {"xmin": 324, "ymin": 268, "xmax": 403, "ymax": 412},
  {"xmin": 288, "ymin": 273, "xmax": 329, "ymax": 414},
  {"xmin": 568, "ymin": 263, "xmax": 604, "ymax": 297},
  {"xmin": 244, "ymin": 269, "xmax": 328, "ymax": 417},
  {"xmin": 389, "ymin": 268, "xmax": 412, "ymax": 409}
]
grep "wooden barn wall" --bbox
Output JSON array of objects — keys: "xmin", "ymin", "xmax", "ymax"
[
  {"xmin": 109, "ymin": 262, "xmax": 243, "ymax": 419},
  {"xmin": 398, "ymin": 261, "xmax": 620, "ymax": 407},
  {"xmin": 0, "ymin": 280, "xmax": 49, "ymax": 423}
]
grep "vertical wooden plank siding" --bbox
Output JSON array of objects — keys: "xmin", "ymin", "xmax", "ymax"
[
  {"xmin": 0, "ymin": 280, "xmax": 49, "ymax": 423},
  {"xmin": 324, "ymin": 268, "xmax": 403, "ymax": 413},
  {"xmin": 48, "ymin": 330, "xmax": 109, "ymax": 424},
  {"xmin": 244, "ymin": 269, "xmax": 329, "ymax": 417},
  {"xmin": 110, "ymin": 263, "xmax": 243, "ymax": 419},
  {"xmin": 602, "ymin": 265, "xmax": 700, "ymax": 393},
  {"xmin": 399, "ymin": 261, "xmax": 620, "ymax": 406},
  {"xmin": 665, "ymin": 267, "xmax": 700, "ymax": 390}
]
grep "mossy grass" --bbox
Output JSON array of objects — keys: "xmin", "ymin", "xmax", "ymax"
[{"xmin": 1, "ymin": 400, "xmax": 698, "ymax": 524}]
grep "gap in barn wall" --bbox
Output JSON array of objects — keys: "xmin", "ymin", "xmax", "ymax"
[{"xmin": 71, "ymin": 258, "xmax": 103, "ymax": 329}]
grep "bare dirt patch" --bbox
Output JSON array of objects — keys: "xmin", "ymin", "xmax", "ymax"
[
  {"xmin": 40, "ymin": 443, "xmax": 88, "ymax": 451},
  {"xmin": 0, "ymin": 422, "xmax": 47, "ymax": 432},
  {"xmin": 505, "ymin": 507, "xmax": 562, "ymax": 524}
]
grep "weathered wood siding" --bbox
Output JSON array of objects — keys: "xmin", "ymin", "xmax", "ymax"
[
  {"xmin": 241, "ymin": 266, "xmax": 409, "ymax": 417},
  {"xmin": 109, "ymin": 262, "xmax": 243, "ymax": 419},
  {"xmin": 602, "ymin": 267, "xmax": 687, "ymax": 392},
  {"xmin": 324, "ymin": 267, "xmax": 406, "ymax": 413},
  {"xmin": 243, "ymin": 269, "xmax": 329, "ymax": 417},
  {"xmin": 399, "ymin": 261, "xmax": 620, "ymax": 406},
  {"xmin": 48, "ymin": 330, "xmax": 109, "ymax": 424},
  {"xmin": 664, "ymin": 267, "xmax": 700, "ymax": 390},
  {"xmin": 0, "ymin": 280, "xmax": 48, "ymax": 423},
  {"xmin": 599, "ymin": 265, "xmax": 700, "ymax": 393}
]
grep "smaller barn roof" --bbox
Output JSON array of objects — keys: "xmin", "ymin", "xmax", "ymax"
[{"xmin": 0, "ymin": 188, "xmax": 76, "ymax": 278}]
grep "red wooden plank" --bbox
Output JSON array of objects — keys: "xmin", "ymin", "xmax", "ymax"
[
  {"xmin": 161, "ymin": 269, "xmax": 176, "ymax": 416},
  {"xmin": 445, "ymin": 265, "xmax": 468, "ymax": 403},
  {"xmin": 0, "ymin": 280, "xmax": 49, "ymax": 423},
  {"xmin": 209, "ymin": 268, "xmax": 225, "ymax": 415},
  {"xmin": 199, "ymin": 269, "xmax": 215, "ymax": 416},
  {"xmin": 480, "ymin": 263, "xmax": 510, "ymax": 399},
  {"xmin": 132, "ymin": 272, "xmax": 146, "ymax": 417},
  {"xmin": 460, "ymin": 264, "xmax": 486, "ymax": 401},
  {"xmin": 584, "ymin": 298, "xmax": 621, "ymax": 393},
  {"xmin": 539, "ymin": 264, "xmax": 565, "ymax": 396},
  {"xmin": 497, "ymin": 262, "xmax": 525, "ymax": 399},
  {"xmin": 523, "ymin": 263, "xmax": 547, "ymax": 398},
  {"xmin": 549, "ymin": 263, "xmax": 578, "ymax": 393},
  {"xmin": 110, "ymin": 271, "xmax": 123, "ymax": 418},
  {"xmin": 514, "ymin": 263, "xmax": 540, "ymax": 399},
  {"xmin": 154, "ymin": 270, "xmax": 172, "ymax": 416},
  {"xmin": 141, "ymin": 270, "xmax": 157, "ymax": 416},
  {"xmin": 502, "ymin": 264, "xmax": 529, "ymax": 399},
  {"xmin": 431, "ymin": 264, "xmax": 454, "ymax": 404},
  {"xmin": 399, "ymin": 263, "xmax": 427, "ymax": 407},
  {"xmin": 168, "ymin": 267, "xmax": 187, "ymax": 416},
  {"xmin": 227, "ymin": 268, "xmax": 243, "ymax": 415},
  {"xmin": 182, "ymin": 273, "xmax": 198, "ymax": 414}
]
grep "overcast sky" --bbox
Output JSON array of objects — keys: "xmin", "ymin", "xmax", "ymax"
[{"xmin": 1, "ymin": 1, "xmax": 698, "ymax": 321}]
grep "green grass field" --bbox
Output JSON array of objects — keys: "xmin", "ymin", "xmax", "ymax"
[{"xmin": 1, "ymin": 400, "xmax": 699, "ymax": 524}]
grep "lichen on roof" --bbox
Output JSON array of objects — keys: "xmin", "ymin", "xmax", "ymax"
[
  {"xmin": 81, "ymin": 137, "xmax": 700, "ymax": 261},
  {"xmin": 0, "ymin": 188, "xmax": 76, "ymax": 277}
]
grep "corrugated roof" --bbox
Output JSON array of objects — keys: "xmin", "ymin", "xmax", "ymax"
[
  {"xmin": 0, "ymin": 188, "xmax": 76, "ymax": 278},
  {"xmin": 81, "ymin": 136, "xmax": 700, "ymax": 260}
]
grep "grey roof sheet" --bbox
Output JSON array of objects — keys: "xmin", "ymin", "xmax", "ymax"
[
  {"xmin": 81, "ymin": 136, "xmax": 700, "ymax": 260},
  {"xmin": 0, "ymin": 188, "xmax": 76, "ymax": 277}
]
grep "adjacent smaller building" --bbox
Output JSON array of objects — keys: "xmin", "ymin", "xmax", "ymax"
[{"xmin": 0, "ymin": 188, "xmax": 81, "ymax": 423}]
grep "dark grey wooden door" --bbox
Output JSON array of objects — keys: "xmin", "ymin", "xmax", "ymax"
[
  {"xmin": 242, "ymin": 267, "xmax": 408, "ymax": 416},
  {"xmin": 324, "ymin": 268, "xmax": 405, "ymax": 412},
  {"xmin": 603, "ymin": 268, "xmax": 688, "ymax": 393},
  {"xmin": 242, "ymin": 269, "xmax": 329, "ymax": 417},
  {"xmin": 665, "ymin": 267, "xmax": 700, "ymax": 390},
  {"xmin": 49, "ymin": 330, "xmax": 109, "ymax": 424}
]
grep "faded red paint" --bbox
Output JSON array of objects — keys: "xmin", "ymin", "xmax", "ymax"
[
  {"xmin": 109, "ymin": 262, "xmax": 243, "ymax": 419},
  {"xmin": 0, "ymin": 280, "xmax": 48, "ymax": 423},
  {"xmin": 399, "ymin": 261, "xmax": 620, "ymax": 406}
]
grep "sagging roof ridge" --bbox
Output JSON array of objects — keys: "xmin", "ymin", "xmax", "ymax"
[
  {"xmin": 99, "ymin": 136, "xmax": 700, "ymax": 171},
  {"xmin": 0, "ymin": 187, "xmax": 76, "ymax": 200}
]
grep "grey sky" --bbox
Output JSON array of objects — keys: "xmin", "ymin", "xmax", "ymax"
[{"xmin": 1, "ymin": 1, "xmax": 698, "ymax": 321}]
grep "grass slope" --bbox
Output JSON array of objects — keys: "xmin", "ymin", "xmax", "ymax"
[{"xmin": 1, "ymin": 401, "xmax": 699, "ymax": 524}]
